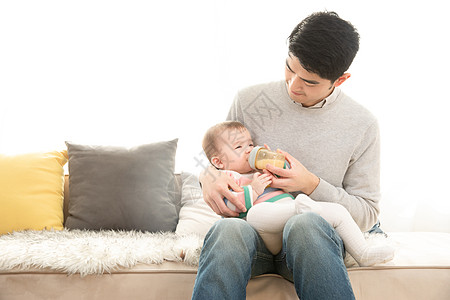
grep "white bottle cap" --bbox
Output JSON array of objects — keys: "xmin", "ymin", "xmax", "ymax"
[{"xmin": 248, "ymin": 146, "xmax": 264, "ymax": 170}]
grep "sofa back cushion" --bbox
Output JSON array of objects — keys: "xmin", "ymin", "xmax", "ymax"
[
  {"xmin": 0, "ymin": 151, "xmax": 67, "ymax": 234},
  {"xmin": 64, "ymin": 140, "xmax": 179, "ymax": 232},
  {"xmin": 175, "ymin": 172, "xmax": 220, "ymax": 238},
  {"xmin": 63, "ymin": 173, "xmax": 183, "ymax": 225}
]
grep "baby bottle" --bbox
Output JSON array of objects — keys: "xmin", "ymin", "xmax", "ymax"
[{"xmin": 248, "ymin": 146, "xmax": 286, "ymax": 170}]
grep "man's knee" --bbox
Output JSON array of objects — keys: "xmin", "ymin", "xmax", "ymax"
[
  {"xmin": 283, "ymin": 213, "xmax": 338, "ymax": 245},
  {"xmin": 210, "ymin": 217, "xmax": 251, "ymax": 234},
  {"xmin": 207, "ymin": 218, "xmax": 258, "ymax": 247},
  {"xmin": 202, "ymin": 218, "xmax": 259, "ymax": 265},
  {"xmin": 285, "ymin": 212, "xmax": 328, "ymax": 230}
]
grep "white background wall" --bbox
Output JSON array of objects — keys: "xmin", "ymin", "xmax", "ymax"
[{"xmin": 1, "ymin": 0, "xmax": 449, "ymax": 232}]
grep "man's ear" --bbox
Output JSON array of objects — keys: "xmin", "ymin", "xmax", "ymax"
[
  {"xmin": 334, "ymin": 73, "xmax": 351, "ymax": 87},
  {"xmin": 211, "ymin": 156, "xmax": 223, "ymax": 169}
]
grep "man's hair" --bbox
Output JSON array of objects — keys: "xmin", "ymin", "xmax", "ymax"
[
  {"xmin": 288, "ymin": 11, "xmax": 360, "ymax": 82},
  {"xmin": 202, "ymin": 121, "xmax": 247, "ymax": 162}
]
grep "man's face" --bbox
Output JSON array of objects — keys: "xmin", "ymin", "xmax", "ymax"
[{"xmin": 285, "ymin": 53, "xmax": 335, "ymax": 107}]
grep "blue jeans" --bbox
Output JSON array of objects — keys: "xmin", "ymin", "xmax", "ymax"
[{"xmin": 191, "ymin": 213, "xmax": 355, "ymax": 300}]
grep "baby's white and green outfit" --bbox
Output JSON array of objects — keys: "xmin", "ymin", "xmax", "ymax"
[{"xmin": 222, "ymin": 170, "xmax": 294, "ymax": 218}]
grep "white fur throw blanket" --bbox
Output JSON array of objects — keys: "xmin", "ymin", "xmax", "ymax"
[{"xmin": 0, "ymin": 229, "xmax": 203, "ymax": 276}]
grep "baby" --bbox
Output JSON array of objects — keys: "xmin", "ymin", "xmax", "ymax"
[{"xmin": 202, "ymin": 120, "xmax": 394, "ymax": 267}]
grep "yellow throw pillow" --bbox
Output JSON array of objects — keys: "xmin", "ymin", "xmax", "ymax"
[{"xmin": 0, "ymin": 150, "xmax": 68, "ymax": 235}]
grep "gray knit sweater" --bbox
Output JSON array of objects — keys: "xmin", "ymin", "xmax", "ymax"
[{"xmin": 227, "ymin": 80, "xmax": 380, "ymax": 231}]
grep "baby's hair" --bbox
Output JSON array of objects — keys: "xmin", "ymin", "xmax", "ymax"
[{"xmin": 202, "ymin": 121, "xmax": 247, "ymax": 162}]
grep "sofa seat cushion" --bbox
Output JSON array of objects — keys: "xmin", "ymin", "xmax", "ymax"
[
  {"xmin": 1, "ymin": 231, "xmax": 449, "ymax": 300},
  {"xmin": 386, "ymin": 232, "xmax": 450, "ymax": 266}
]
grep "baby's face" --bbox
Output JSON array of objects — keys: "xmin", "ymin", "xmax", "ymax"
[{"xmin": 216, "ymin": 128, "xmax": 254, "ymax": 173}]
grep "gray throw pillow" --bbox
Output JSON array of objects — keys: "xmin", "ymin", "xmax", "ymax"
[{"xmin": 65, "ymin": 139, "xmax": 178, "ymax": 232}]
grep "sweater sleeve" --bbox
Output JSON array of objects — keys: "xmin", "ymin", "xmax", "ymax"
[{"xmin": 309, "ymin": 121, "xmax": 381, "ymax": 231}]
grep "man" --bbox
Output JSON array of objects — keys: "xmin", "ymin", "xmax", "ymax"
[{"xmin": 193, "ymin": 11, "xmax": 380, "ymax": 299}]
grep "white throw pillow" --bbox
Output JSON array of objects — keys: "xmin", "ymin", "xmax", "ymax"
[{"xmin": 175, "ymin": 173, "xmax": 221, "ymax": 238}]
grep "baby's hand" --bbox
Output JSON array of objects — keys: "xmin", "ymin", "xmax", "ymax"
[
  {"xmin": 251, "ymin": 172, "xmax": 272, "ymax": 196},
  {"xmin": 263, "ymin": 143, "xmax": 272, "ymax": 151}
]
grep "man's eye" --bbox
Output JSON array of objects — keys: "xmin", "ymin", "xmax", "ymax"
[
  {"xmin": 249, "ymin": 144, "xmax": 254, "ymax": 147},
  {"xmin": 235, "ymin": 146, "xmax": 242, "ymax": 149}
]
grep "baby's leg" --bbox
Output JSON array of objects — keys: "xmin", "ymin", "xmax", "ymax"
[
  {"xmin": 295, "ymin": 194, "xmax": 394, "ymax": 266},
  {"xmin": 246, "ymin": 198, "xmax": 295, "ymax": 255}
]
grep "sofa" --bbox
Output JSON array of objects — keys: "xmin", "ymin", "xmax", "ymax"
[{"xmin": 1, "ymin": 140, "xmax": 450, "ymax": 300}]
